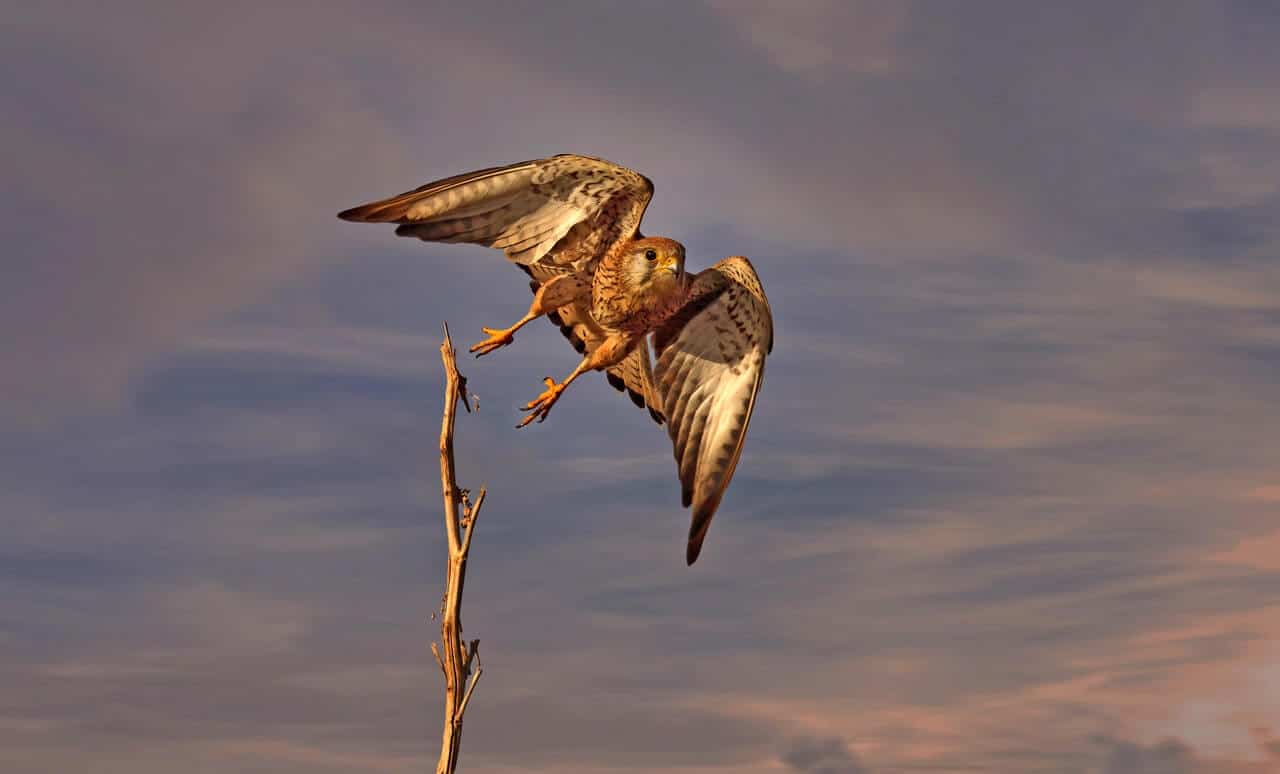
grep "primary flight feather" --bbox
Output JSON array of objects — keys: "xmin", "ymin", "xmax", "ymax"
[{"xmin": 338, "ymin": 154, "xmax": 773, "ymax": 564}]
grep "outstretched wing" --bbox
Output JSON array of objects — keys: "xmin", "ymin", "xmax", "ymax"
[
  {"xmin": 653, "ymin": 257, "xmax": 773, "ymax": 565},
  {"xmin": 338, "ymin": 154, "xmax": 653, "ymax": 269}
]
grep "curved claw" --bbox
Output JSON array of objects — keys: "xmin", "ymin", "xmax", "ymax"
[
  {"xmin": 469, "ymin": 326, "xmax": 514, "ymax": 358},
  {"xmin": 516, "ymin": 377, "xmax": 563, "ymax": 428}
]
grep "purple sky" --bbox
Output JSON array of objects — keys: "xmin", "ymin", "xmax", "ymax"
[{"xmin": 5, "ymin": 2, "xmax": 1280, "ymax": 772}]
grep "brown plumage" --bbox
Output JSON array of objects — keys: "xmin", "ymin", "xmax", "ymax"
[{"xmin": 338, "ymin": 154, "xmax": 772, "ymax": 564}]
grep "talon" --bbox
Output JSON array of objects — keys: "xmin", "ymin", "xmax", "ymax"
[
  {"xmin": 469, "ymin": 326, "xmax": 515, "ymax": 357},
  {"xmin": 516, "ymin": 377, "xmax": 566, "ymax": 428}
]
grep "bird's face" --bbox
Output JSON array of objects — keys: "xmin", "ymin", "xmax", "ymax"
[{"xmin": 626, "ymin": 237, "xmax": 686, "ymax": 296}]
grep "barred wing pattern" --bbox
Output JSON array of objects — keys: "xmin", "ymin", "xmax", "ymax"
[
  {"xmin": 604, "ymin": 347, "xmax": 663, "ymax": 424},
  {"xmin": 654, "ymin": 257, "xmax": 773, "ymax": 565},
  {"xmin": 338, "ymin": 154, "xmax": 653, "ymax": 268}
]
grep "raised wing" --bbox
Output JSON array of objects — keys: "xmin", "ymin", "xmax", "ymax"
[
  {"xmin": 337, "ymin": 154, "xmax": 653, "ymax": 268},
  {"xmin": 653, "ymin": 257, "xmax": 773, "ymax": 565}
]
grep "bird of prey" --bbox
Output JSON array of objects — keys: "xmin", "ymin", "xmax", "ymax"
[{"xmin": 338, "ymin": 154, "xmax": 772, "ymax": 564}]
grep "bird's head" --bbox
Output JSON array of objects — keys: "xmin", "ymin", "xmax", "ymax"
[{"xmin": 625, "ymin": 236, "xmax": 686, "ymax": 294}]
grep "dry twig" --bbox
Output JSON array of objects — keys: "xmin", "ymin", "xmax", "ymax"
[{"xmin": 434, "ymin": 323, "xmax": 486, "ymax": 774}]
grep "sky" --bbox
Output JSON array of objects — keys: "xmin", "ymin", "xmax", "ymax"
[{"xmin": 4, "ymin": 1, "xmax": 1280, "ymax": 772}]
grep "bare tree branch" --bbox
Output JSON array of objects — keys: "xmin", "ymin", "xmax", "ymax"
[{"xmin": 434, "ymin": 322, "xmax": 485, "ymax": 774}]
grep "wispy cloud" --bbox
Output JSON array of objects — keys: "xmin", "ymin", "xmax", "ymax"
[
  {"xmin": 780, "ymin": 735, "xmax": 869, "ymax": 774},
  {"xmin": 707, "ymin": 0, "xmax": 905, "ymax": 76}
]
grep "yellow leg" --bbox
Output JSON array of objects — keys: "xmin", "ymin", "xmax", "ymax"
[
  {"xmin": 515, "ymin": 333, "xmax": 635, "ymax": 428},
  {"xmin": 469, "ymin": 273, "xmax": 591, "ymax": 358},
  {"xmin": 516, "ymin": 363, "xmax": 590, "ymax": 428},
  {"xmin": 469, "ymin": 313, "xmax": 534, "ymax": 357}
]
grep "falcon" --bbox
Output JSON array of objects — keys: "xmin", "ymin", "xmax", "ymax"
[{"xmin": 338, "ymin": 154, "xmax": 773, "ymax": 564}]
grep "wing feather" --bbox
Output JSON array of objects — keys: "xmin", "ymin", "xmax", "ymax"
[
  {"xmin": 339, "ymin": 154, "xmax": 653, "ymax": 269},
  {"xmin": 607, "ymin": 345, "xmax": 663, "ymax": 421},
  {"xmin": 654, "ymin": 257, "xmax": 773, "ymax": 564}
]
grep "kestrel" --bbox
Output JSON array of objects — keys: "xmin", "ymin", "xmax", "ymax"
[{"xmin": 338, "ymin": 154, "xmax": 773, "ymax": 564}]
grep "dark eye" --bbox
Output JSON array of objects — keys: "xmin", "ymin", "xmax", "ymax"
[{"xmin": 644, "ymin": 248, "xmax": 658, "ymax": 261}]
